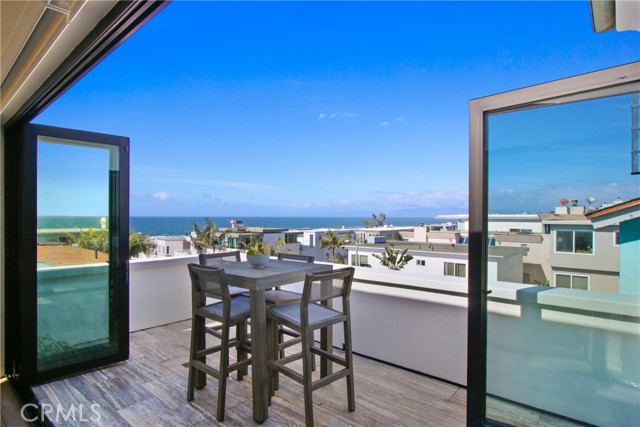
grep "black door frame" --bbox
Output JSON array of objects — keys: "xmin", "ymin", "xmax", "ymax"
[{"xmin": 7, "ymin": 124, "xmax": 130, "ymax": 385}]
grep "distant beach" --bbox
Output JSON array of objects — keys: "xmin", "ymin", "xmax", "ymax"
[{"xmin": 37, "ymin": 216, "xmax": 443, "ymax": 237}]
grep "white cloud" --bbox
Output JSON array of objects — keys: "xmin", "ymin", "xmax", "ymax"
[
  {"xmin": 132, "ymin": 191, "xmax": 180, "ymax": 204},
  {"xmin": 317, "ymin": 112, "xmax": 357, "ymax": 121},
  {"xmin": 153, "ymin": 191, "xmax": 171, "ymax": 202},
  {"xmin": 379, "ymin": 121, "xmax": 389, "ymax": 126},
  {"xmin": 153, "ymin": 192, "xmax": 172, "ymax": 201}
]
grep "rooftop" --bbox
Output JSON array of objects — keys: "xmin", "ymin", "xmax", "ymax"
[
  {"xmin": 37, "ymin": 245, "xmax": 109, "ymax": 267},
  {"xmin": 343, "ymin": 241, "xmax": 529, "ymax": 257}
]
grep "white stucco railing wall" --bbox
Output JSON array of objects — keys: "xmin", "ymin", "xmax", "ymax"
[
  {"xmin": 329, "ymin": 270, "xmax": 468, "ymax": 385},
  {"xmin": 129, "ymin": 255, "xmax": 197, "ymax": 331}
]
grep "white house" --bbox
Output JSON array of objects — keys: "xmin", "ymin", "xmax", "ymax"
[
  {"xmin": 152, "ymin": 236, "xmax": 191, "ymax": 257},
  {"xmin": 354, "ymin": 225, "xmax": 416, "ymax": 244},
  {"xmin": 343, "ymin": 242, "xmax": 528, "ymax": 283},
  {"xmin": 292, "ymin": 228, "xmax": 356, "ymax": 262}
]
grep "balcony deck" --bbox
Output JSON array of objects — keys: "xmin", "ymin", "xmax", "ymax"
[{"xmin": 33, "ymin": 319, "xmax": 467, "ymax": 426}]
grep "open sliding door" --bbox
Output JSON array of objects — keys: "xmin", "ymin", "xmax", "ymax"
[
  {"xmin": 6, "ymin": 124, "xmax": 129, "ymax": 385},
  {"xmin": 468, "ymin": 63, "xmax": 640, "ymax": 426}
]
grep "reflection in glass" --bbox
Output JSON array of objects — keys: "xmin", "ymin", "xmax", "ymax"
[
  {"xmin": 37, "ymin": 139, "xmax": 118, "ymax": 372},
  {"xmin": 555, "ymin": 230, "xmax": 573, "ymax": 252},
  {"xmin": 485, "ymin": 92, "xmax": 640, "ymax": 426}
]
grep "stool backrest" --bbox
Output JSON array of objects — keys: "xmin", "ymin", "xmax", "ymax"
[
  {"xmin": 199, "ymin": 250, "xmax": 241, "ymax": 266},
  {"xmin": 188, "ymin": 263, "xmax": 232, "ymax": 309},
  {"xmin": 301, "ymin": 267, "xmax": 355, "ymax": 318},
  {"xmin": 277, "ymin": 253, "xmax": 315, "ymax": 263}
]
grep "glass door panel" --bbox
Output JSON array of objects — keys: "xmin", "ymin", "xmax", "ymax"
[
  {"xmin": 8, "ymin": 123, "xmax": 132, "ymax": 384},
  {"xmin": 37, "ymin": 140, "xmax": 115, "ymax": 371},
  {"xmin": 484, "ymin": 92, "xmax": 639, "ymax": 426}
]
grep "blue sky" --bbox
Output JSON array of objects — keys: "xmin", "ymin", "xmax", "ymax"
[{"xmin": 35, "ymin": 1, "xmax": 639, "ymax": 217}]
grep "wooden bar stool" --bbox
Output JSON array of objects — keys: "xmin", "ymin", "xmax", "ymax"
[
  {"xmin": 186, "ymin": 264, "xmax": 252, "ymax": 422},
  {"xmin": 199, "ymin": 250, "xmax": 250, "ymax": 376},
  {"xmin": 267, "ymin": 267, "xmax": 356, "ymax": 427},
  {"xmin": 199, "ymin": 251, "xmax": 248, "ymax": 298},
  {"xmin": 265, "ymin": 253, "xmax": 317, "ymax": 360}
]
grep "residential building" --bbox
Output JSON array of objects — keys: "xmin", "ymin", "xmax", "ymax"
[
  {"xmin": 439, "ymin": 203, "xmax": 627, "ymax": 292},
  {"xmin": 343, "ymin": 241, "xmax": 528, "ymax": 283},
  {"xmin": 151, "ymin": 236, "xmax": 190, "ymax": 257},
  {"xmin": 221, "ymin": 223, "xmax": 296, "ymax": 252},
  {"xmin": 541, "ymin": 205, "xmax": 619, "ymax": 293},
  {"xmin": 410, "ymin": 225, "xmax": 461, "ymax": 244},
  {"xmin": 294, "ymin": 228, "xmax": 355, "ymax": 262},
  {"xmin": 355, "ymin": 225, "xmax": 415, "ymax": 244},
  {"xmin": 586, "ymin": 197, "xmax": 640, "ymax": 295}
]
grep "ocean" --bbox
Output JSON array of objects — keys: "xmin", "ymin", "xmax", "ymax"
[{"xmin": 37, "ymin": 216, "xmax": 443, "ymax": 236}]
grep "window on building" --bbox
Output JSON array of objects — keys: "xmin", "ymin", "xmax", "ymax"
[
  {"xmin": 614, "ymin": 231, "xmax": 620, "ymax": 246},
  {"xmin": 416, "ymin": 260, "xmax": 426, "ymax": 266},
  {"xmin": 359, "ymin": 255, "xmax": 369, "ymax": 266},
  {"xmin": 555, "ymin": 273, "xmax": 589, "ymax": 291},
  {"xmin": 309, "ymin": 235, "xmax": 314, "ymax": 247},
  {"xmin": 456, "ymin": 263, "xmax": 466, "ymax": 277},
  {"xmin": 444, "ymin": 262, "xmax": 466, "ymax": 277},
  {"xmin": 574, "ymin": 231, "xmax": 593, "ymax": 254},
  {"xmin": 556, "ymin": 230, "xmax": 593, "ymax": 254}
]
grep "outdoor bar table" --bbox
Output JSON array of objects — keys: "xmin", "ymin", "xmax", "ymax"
[{"xmin": 194, "ymin": 259, "xmax": 332, "ymax": 423}]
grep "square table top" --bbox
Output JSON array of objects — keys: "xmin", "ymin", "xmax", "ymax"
[{"xmin": 220, "ymin": 259, "xmax": 332, "ymax": 290}]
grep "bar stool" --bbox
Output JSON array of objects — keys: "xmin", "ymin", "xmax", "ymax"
[
  {"xmin": 186, "ymin": 264, "xmax": 252, "ymax": 422},
  {"xmin": 265, "ymin": 253, "xmax": 316, "ymax": 359},
  {"xmin": 199, "ymin": 251, "xmax": 248, "ymax": 298},
  {"xmin": 267, "ymin": 267, "xmax": 356, "ymax": 427}
]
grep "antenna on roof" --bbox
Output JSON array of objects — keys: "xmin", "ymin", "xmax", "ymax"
[{"xmin": 585, "ymin": 196, "xmax": 596, "ymax": 208}]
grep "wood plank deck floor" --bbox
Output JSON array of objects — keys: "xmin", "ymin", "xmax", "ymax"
[
  {"xmin": 33, "ymin": 319, "xmax": 466, "ymax": 426},
  {"xmin": 32, "ymin": 320, "xmax": 586, "ymax": 427}
]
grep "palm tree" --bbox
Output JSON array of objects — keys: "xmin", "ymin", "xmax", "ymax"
[
  {"xmin": 191, "ymin": 217, "xmax": 226, "ymax": 254},
  {"xmin": 67, "ymin": 226, "xmax": 108, "ymax": 259},
  {"xmin": 129, "ymin": 232, "xmax": 155, "ymax": 259},
  {"xmin": 363, "ymin": 213, "xmax": 386, "ymax": 228},
  {"xmin": 270, "ymin": 237, "xmax": 286, "ymax": 256},
  {"xmin": 320, "ymin": 229, "xmax": 350, "ymax": 263},
  {"xmin": 372, "ymin": 246, "xmax": 413, "ymax": 270}
]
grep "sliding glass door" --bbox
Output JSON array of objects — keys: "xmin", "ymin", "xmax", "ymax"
[{"xmin": 8, "ymin": 124, "xmax": 129, "ymax": 384}]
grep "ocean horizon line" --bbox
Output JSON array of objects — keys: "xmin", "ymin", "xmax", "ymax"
[{"xmin": 38, "ymin": 215, "xmax": 452, "ymax": 237}]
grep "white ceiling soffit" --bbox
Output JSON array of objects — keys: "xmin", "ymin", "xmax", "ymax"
[
  {"xmin": 591, "ymin": 0, "xmax": 640, "ymax": 32},
  {"xmin": 0, "ymin": 0, "xmax": 118, "ymax": 126}
]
